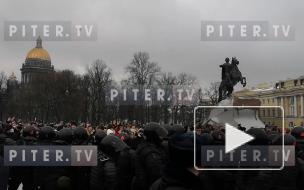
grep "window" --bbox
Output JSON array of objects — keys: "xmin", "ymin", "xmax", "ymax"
[
  {"xmin": 265, "ymin": 109, "xmax": 269, "ymax": 117},
  {"xmin": 301, "ymin": 79, "xmax": 304, "ymax": 85},
  {"xmin": 281, "ymin": 82, "xmax": 285, "ymax": 88},
  {"xmin": 294, "ymin": 80, "xmax": 298, "ymax": 86},
  {"xmin": 289, "ymin": 122, "xmax": 294, "ymax": 127},
  {"xmin": 290, "ymin": 97, "xmax": 295, "ymax": 116},
  {"xmin": 275, "ymin": 83, "xmax": 280, "ymax": 89},
  {"xmin": 290, "ymin": 96, "xmax": 294, "ymax": 104},
  {"xmin": 277, "ymin": 97, "xmax": 281, "ymax": 105}
]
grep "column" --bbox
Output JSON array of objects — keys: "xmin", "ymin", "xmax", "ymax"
[
  {"xmin": 274, "ymin": 97, "xmax": 278, "ymax": 117},
  {"xmin": 281, "ymin": 97, "xmax": 284, "ymax": 117},
  {"xmin": 301, "ymin": 95, "xmax": 304, "ymax": 116},
  {"xmin": 294, "ymin": 96, "xmax": 297, "ymax": 117}
]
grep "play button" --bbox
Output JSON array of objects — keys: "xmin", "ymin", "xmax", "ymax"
[
  {"xmin": 195, "ymin": 106, "xmax": 285, "ymax": 170},
  {"xmin": 225, "ymin": 123, "xmax": 255, "ymax": 153}
]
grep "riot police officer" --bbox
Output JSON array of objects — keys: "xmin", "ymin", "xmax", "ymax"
[{"xmin": 133, "ymin": 123, "xmax": 168, "ymax": 190}]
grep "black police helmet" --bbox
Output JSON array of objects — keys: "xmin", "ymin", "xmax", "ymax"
[
  {"xmin": 144, "ymin": 122, "xmax": 168, "ymax": 143},
  {"xmin": 101, "ymin": 134, "xmax": 128, "ymax": 153},
  {"xmin": 291, "ymin": 127, "xmax": 304, "ymax": 142},
  {"xmin": 168, "ymin": 124, "xmax": 185, "ymax": 136},
  {"xmin": 169, "ymin": 132, "xmax": 208, "ymax": 167},
  {"xmin": 94, "ymin": 129, "xmax": 107, "ymax": 145},
  {"xmin": 39, "ymin": 126, "xmax": 56, "ymax": 140},
  {"xmin": 247, "ymin": 128, "xmax": 269, "ymax": 145},
  {"xmin": 272, "ymin": 134, "xmax": 296, "ymax": 145},
  {"xmin": 58, "ymin": 128, "xmax": 73, "ymax": 143},
  {"xmin": 73, "ymin": 127, "xmax": 88, "ymax": 141},
  {"xmin": 22, "ymin": 125, "xmax": 36, "ymax": 138}
]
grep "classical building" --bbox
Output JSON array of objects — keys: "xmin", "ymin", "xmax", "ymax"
[
  {"xmin": 0, "ymin": 37, "xmax": 54, "ymax": 121},
  {"xmin": 21, "ymin": 36, "xmax": 54, "ymax": 84},
  {"xmin": 234, "ymin": 77, "xmax": 304, "ymax": 128}
]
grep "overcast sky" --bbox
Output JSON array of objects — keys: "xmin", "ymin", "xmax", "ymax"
[{"xmin": 0, "ymin": 0, "xmax": 303, "ymax": 88}]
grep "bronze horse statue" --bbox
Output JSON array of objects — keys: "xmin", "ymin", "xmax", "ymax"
[{"xmin": 218, "ymin": 57, "xmax": 246, "ymax": 102}]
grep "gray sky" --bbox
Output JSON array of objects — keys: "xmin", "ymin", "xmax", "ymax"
[{"xmin": 0, "ymin": 0, "xmax": 303, "ymax": 88}]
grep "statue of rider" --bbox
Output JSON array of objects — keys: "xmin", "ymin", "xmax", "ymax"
[
  {"xmin": 218, "ymin": 57, "xmax": 246, "ymax": 102},
  {"xmin": 220, "ymin": 57, "xmax": 232, "ymax": 85}
]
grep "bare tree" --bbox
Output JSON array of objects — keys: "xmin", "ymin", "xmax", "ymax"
[
  {"xmin": 204, "ymin": 82, "xmax": 220, "ymax": 105},
  {"xmin": 0, "ymin": 71, "xmax": 7, "ymax": 121},
  {"xmin": 157, "ymin": 72, "xmax": 176, "ymax": 86},
  {"xmin": 126, "ymin": 52, "xmax": 160, "ymax": 86},
  {"xmin": 156, "ymin": 72, "xmax": 177, "ymax": 123},
  {"xmin": 124, "ymin": 52, "xmax": 160, "ymax": 123},
  {"xmin": 174, "ymin": 72, "xmax": 199, "ymax": 124},
  {"xmin": 176, "ymin": 72, "xmax": 197, "ymax": 86},
  {"xmin": 50, "ymin": 70, "xmax": 84, "ymax": 122},
  {"xmin": 87, "ymin": 59, "xmax": 112, "ymax": 123},
  {"xmin": 156, "ymin": 72, "xmax": 199, "ymax": 124},
  {"xmin": 0, "ymin": 71, "xmax": 7, "ymax": 90},
  {"xmin": 6, "ymin": 70, "xmax": 88, "ymax": 122}
]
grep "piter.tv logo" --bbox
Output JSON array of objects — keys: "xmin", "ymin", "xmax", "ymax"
[
  {"xmin": 194, "ymin": 106, "xmax": 286, "ymax": 170},
  {"xmin": 201, "ymin": 21, "xmax": 295, "ymax": 41},
  {"xmin": 4, "ymin": 21, "xmax": 97, "ymax": 41},
  {"xmin": 3, "ymin": 146, "xmax": 97, "ymax": 166}
]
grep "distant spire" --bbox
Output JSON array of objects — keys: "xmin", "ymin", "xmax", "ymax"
[{"xmin": 36, "ymin": 36, "xmax": 42, "ymax": 48}]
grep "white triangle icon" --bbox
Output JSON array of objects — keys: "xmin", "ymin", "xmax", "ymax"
[{"xmin": 225, "ymin": 123, "xmax": 255, "ymax": 154}]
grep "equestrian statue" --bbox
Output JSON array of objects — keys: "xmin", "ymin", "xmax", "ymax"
[{"xmin": 218, "ymin": 57, "xmax": 246, "ymax": 102}]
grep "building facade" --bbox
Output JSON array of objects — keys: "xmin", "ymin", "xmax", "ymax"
[
  {"xmin": 21, "ymin": 36, "xmax": 54, "ymax": 84},
  {"xmin": 234, "ymin": 77, "xmax": 304, "ymax": 128},
  {"xmin": 1, "ymin": 37, "xmax": 54, "ymax": 121}
]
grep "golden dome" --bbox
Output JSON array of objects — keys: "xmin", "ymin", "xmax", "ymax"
[
  {"xmin": 26, "ymin": 36, "xmax": 51, "ymax": 61},
  {"xmin": 26, "ymin": 48, "xmax": 51, "ymax": 61}
]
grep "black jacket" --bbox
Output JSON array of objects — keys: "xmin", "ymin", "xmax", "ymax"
[
  {"xmin": 133, "ymin": 142, "xmax": 168, "ymax": 190},
  {"xmin": 150, "ymin": 164, "xmax": 202, "ymax": 190},
  {"xmin": 0, "ymin": 134, "xmax": 10, "ymax": 190},
  {"xmin": 90, "ymin": 152, "xmax": 116, "ymax": 190}
]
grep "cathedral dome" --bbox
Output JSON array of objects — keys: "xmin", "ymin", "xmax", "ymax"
[
  {"xmin": 21, "ymin": 36, "xmax": 54, "ymax": 84},
  {"xmin": 26, "ymin": 48, "xmax": 51, "ymax": 61},
  {"xmin": 25, "ymin": 36, "xmax": 51, "ymax": 62}
]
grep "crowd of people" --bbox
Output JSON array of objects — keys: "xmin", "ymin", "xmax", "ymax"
[{"xmin": 1, "ymin": 117, "xmax": 304, "ymax": 190}]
